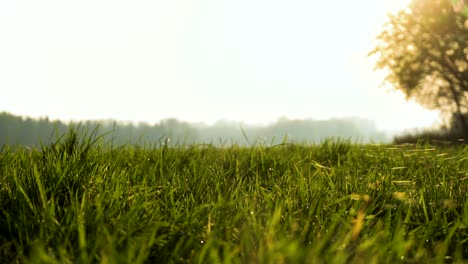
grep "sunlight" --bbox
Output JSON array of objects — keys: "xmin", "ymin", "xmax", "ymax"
[
  {"xmin": 384, "ymin": 0, "xmax": 412, "ymax": 14},
  {"xmin": 0, "ymin": 0, "xmax": 445, "ymax": 132}
]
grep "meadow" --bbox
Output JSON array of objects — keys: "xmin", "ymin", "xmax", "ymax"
[{"xmin": 0, "ymin": 130, "xmax": 467, "ymax": 263}]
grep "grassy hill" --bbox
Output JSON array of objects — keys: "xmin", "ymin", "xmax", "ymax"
[{"xmin": 0, "ymin": 130, "xmax": 467, "ymax": 263}]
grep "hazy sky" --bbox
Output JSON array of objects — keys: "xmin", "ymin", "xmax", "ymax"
[{"xmin": 0, "ymin": 0, "xmax": 441, "ymax": 132}]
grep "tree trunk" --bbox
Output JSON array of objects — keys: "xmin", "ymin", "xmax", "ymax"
[
  {"xmin": 445, "ymin": 78, "xmax": 468, "ymax": 139},
  {"xmin": 457, "ymin": 113, "xmax": 468, "ymax": 139}
]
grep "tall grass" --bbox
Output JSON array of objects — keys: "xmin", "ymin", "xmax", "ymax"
[{"xmin": 0, "ymin": 130, "xmax": 467, "ymax": 263}]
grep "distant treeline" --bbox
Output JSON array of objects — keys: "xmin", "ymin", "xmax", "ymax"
[{"xmin": 0, "ymin": 112, "xmax": 390, "ymax": 148}]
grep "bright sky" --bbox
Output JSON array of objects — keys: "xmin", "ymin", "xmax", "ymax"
[{"xmin": 0, "ymin": 0, "xmax": 441, "ymax": 132}]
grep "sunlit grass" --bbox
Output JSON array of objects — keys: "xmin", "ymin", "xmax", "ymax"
[{"xmin": 0, "ymin": 130, "xmax": 467, "ymax": 263}]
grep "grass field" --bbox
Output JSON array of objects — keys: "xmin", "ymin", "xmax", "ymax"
[{"xmin": 0, "ymin": 130, "xmax": 467, "ymax": 263}]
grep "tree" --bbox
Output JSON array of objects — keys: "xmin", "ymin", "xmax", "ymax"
[{"xmin": 370, "ymin": 0, "xmax": 468, "ymax": 137}]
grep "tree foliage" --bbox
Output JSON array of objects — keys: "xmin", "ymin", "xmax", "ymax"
[
  {"xmin": 0, "ymin": 112, "xmax": 388, "ymax": 148},
  {"xmin": 371, "ymin": 0, "xmax": 468, "ymax": 136}
]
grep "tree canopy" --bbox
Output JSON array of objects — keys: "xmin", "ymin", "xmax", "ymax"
[
  {"xmin": 371, "ymin": 0, "xmax": 468, "ymax": 136},
  {"xmin": 0, "ymin": 112, "xmax": 389, "ymax": 148}
]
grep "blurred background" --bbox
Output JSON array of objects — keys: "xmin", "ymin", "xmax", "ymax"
[{"xmin": 1, "ymin": 0, "xmax": 466, "ymax": 146}]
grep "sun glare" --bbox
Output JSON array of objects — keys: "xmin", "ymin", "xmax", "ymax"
[
  {"xmin": 0, "ymin": 0, "xmax": 443, "ymax": 132},
  {"xmin": 384, "ymin": 0, "xmax": 412, "ymax": 14}
]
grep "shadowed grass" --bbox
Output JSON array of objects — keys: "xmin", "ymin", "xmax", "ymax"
[{"xmin": 0, "ymin": 129, "xmax": 467, "ymax": 263}]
